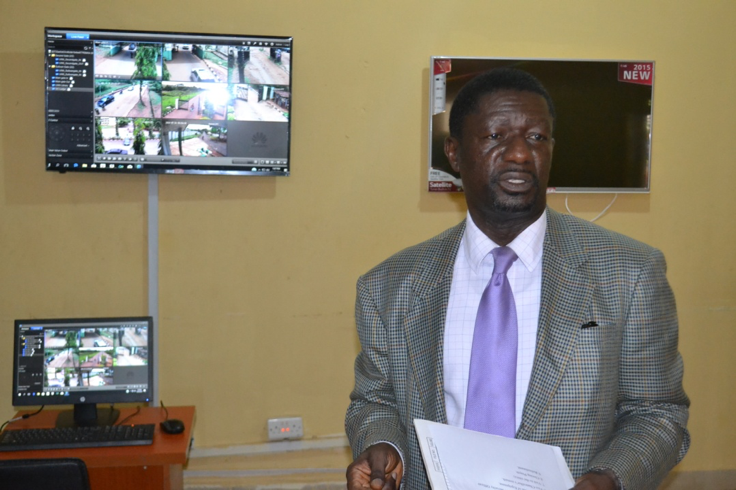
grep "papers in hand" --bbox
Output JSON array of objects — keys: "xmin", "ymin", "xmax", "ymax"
[{"xmin": 414, "ymin": 419, "xmax": 575, "ymax": 490}]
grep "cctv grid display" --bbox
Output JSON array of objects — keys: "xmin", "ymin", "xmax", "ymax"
[
  {"xmin": 45, "ymin": 28, "xmax": 292, "ymax": 176},
  {"xmin": 13, "ymin": 318, "xmax": 153, "ymax": 406}
]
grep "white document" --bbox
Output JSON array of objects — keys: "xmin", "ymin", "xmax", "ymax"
[{"xmin": 414, "ymin": 419, "xmax": 575, "ymax": 490}]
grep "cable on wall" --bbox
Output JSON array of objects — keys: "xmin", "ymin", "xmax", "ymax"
[{"xmin": 564, "ymin": 194, "xmax": 618, "ymax": 223}]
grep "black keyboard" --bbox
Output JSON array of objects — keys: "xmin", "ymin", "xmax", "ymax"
[{"xmin": 0, "ymin": 424, "xmax": 155, "ymax": 451}]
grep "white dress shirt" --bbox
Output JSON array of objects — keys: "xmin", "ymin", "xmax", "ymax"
[{"xmin": 444, "ymin": 210, "xmax": 546, "ymax": 431}]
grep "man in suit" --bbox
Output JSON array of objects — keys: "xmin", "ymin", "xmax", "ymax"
[{"xmin": 345, "ymin": 68, "xmax": 689, "ymax": 490}]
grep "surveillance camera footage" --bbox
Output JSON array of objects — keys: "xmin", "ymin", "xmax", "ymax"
[{"xmin": 45, "ymin": 28, "xmax": 292, "ymax": 176}]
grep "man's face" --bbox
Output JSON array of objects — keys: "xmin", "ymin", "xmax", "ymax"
[{"xmin": 445, "ymin": 90, "xmax": 555, "ymax": 226}]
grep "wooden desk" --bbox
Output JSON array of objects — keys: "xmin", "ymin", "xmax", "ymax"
[{"xmin": 0, "ymin": 405, "xmax": 195, "ymax": 490}]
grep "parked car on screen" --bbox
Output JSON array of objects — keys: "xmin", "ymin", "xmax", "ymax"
[
  {"xmin": 97, "ymin": 95, "xmax": 115, "ymax": 107},
  {"xmin": 190, "ymin": 68, "xmax": 215, "ymax": 82},
  {"xmin": 104, "ymin": 149, "xmax": 128, "ymax": 154}
]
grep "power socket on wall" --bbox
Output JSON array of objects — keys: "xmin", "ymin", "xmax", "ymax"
[{"xmin": 267, "ymin": 417, "xmax": 304, "ymax": 441}]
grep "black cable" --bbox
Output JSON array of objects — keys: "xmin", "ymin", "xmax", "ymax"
[
  {"xmin": 25, "ymin": 405, "xmax": 45, "ymax": 419},
  {"xmin": 0, "ymin": 405, "xmax": 45, "ymax": 432},
  {"xmin": 160, "ymin": 400, "xmax": 170, "ymax": 421},
  {"xmin": 115, "ymin": 405, "xmax": 141, "ymax": 426}
]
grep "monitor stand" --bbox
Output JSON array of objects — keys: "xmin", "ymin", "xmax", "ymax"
[{"xmin": 55, "ymin": 402, "xmax": 120, "ymax": 428}]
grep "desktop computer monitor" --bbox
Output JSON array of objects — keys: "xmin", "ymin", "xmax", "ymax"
[{"xmin": 12, "ymin": 317, "xmax": 153, "ymax": 427}]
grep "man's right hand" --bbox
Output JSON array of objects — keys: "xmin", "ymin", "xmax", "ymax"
[{"xmin": 346, "ymin": 442, "xmax": 403, "ymax": 490}]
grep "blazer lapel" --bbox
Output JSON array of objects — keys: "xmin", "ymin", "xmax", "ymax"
[
  {"xmin": 404, "ymin": 222, "xmax": 465, "ymax": 425},
  {"xmin": 518, "ymin": 210, "xmax": 593, "ymax": 438}
]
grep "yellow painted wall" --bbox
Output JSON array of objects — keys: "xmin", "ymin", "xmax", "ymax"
[{"xmin": 1, "ymin": 0, "xmax": 734, "ymax": 474}]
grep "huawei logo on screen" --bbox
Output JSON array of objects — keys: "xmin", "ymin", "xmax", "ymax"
[{"xmin": 251, "ymin": 132, "xmax": 268, "ymax": 147}]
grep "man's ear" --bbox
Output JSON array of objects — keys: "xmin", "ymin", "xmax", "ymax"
[{"xmin": 444, "ymin": 136, "xmax": 461, "ymax": 173}]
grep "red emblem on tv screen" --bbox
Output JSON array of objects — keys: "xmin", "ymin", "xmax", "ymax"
[
  {"xmin": 434, "ymin": 59, "xmax": 452, "ymax": 75},
  {"xmin": 618, "ymin": 62, "xmax": 653, "ymax": 86}
]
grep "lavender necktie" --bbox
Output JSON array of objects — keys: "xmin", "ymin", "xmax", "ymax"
[{"xmin": 464, "ymin": 246, "xmax": 519, "ymax": 437}]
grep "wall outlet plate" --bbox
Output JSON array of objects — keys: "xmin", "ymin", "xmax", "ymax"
[{"xmin": 267, "ymin": 417, "xmax": 303, "ymax": 441}]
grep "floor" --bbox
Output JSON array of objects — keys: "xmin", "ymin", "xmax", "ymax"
[
  {"xmin": 184, "ymin": 445, "xmax": 352, "ymax": 490},
  {"xmin": 182, "ymin": 442, "xmax": 736, "ymax": 490}
]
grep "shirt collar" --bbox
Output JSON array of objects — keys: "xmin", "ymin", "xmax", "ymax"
[{"xmin": 463, "ymin": 209, "xmax": 547, "ymax": 273}]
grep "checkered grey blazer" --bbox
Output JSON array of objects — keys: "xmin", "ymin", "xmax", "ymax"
[{"xmin": 346, "ymin": 208, "xmax": 689, "ymax": 490}]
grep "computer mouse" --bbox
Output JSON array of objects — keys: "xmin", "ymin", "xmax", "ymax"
[{"xmin": 160, "ymin": 419, "xmax": 185, "ymax": 435}]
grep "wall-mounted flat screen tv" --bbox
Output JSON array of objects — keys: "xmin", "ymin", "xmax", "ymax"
[
  {"xmin": 429, "ymin": 57, "xmax": 654, "ymax": 193},
  {"xmin": 45, "ymin": 27, "xmax": 292, "ymax": 176}
]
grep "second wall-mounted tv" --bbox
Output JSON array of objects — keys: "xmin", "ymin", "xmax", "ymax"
[
  {"xmin": 429, "ymin": 57, "xmax": 654, "ymax": 193},
  {"xmin": 45, "ymin": 27, "xmax": 292, "ymax": 176}
]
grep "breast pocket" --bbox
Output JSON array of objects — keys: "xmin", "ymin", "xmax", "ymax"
[{"xmin": 562, "ymin": 322, "xmax": 623, "ymax": 406}]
